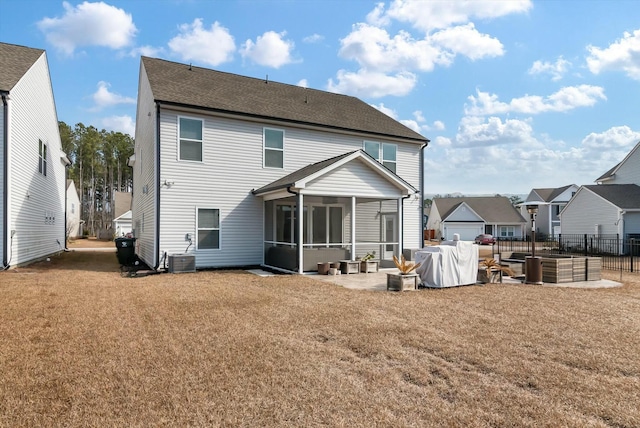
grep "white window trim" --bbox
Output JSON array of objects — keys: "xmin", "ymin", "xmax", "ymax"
[
  {"xmin": 499, "ymin": 226, "xmax": 515, "ymax": 237},
  {"xmin": 196, "ymin": 207, "xmax": 221, "ymax": 251},
  {"xmin": 263, "ymin": 127, "xmax": 285, "ymax": 169},
  {"xmin": 177, "ymin": 115, "xmax": 204, "ymax": 163},
  {"xmin": 39, "ymin": 139, "xmax": 47, "ymax": 176}
]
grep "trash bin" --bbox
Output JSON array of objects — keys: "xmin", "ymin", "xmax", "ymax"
[
  {"xmin": 114, "ymin": 237, "xmax": 136, "ymax": 266},
  {"xmin": 525, "ymin": 256, "xmax": 543, "ymax": 284}
]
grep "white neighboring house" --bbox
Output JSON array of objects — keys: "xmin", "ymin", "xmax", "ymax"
[
  {"xmin": 1, "ymin": 43, "xmax": 70, "ymax": 268},
  {"xmin": 113, "ymin": 210, "xmax": 132, "ymax": 237},
  {"xmin": 520, "ymin": 184, "xmax": 578, "ymax": 237},
  {"xmin": 561, "ymin": 141, "xmax": 640, "ymax": 245},
  {"xmin": 131, "ymin": 57, "xmax": 429, "ymax": 273},
  {"xmin": 427, "ymin": 196, "xmax": 527, "ymax": 241},
  {"xmin": 66, "ymin": 179, "xmax": 81, "ymax": 238}
]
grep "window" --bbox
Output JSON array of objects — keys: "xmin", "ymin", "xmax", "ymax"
[
  {"xmin": 179, "ymin": 117, "xmax": 203, "ymax": 162},
  {"xmin": 499, "ymin": 226, "xmax": 515, "ymax": 237},
  {"xmin": 363, "ymin": 141, "xmax": 396, "ymax": 173},
  {"xmin": 275, "ymin": 204, "xmax": 343, "ymax": 245},
  {"xmin": 264, "ymin": 128, "xmax": 284, "ymax": 168},
  {"xmin": 39, "ymin": 140, "xmax": 47, "ymax": 176},
  {"xmin": 71, "ymin": 203, "xmax": 75, "ymax": 214},
  {"xmin": 197, "ymin": 208, "xmax": 220, "ymax": 249}
]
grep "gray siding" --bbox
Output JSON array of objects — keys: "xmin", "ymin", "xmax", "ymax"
[
  {"xmin": 6, "ymin": 53, "xmax": 66, "ymax": 266},
  {"xmin": 131, "ymin": 62, "xmax": 158, "ymax": 267},
  {"xmin": 561, "ymin": 188, "xmax": 620, "ymax": 235},
  {"xmin": 624, "ymin": 212, "xmax": 640, "ymax": 235},
  {"xmin": 446, "ymin": 205, "xmax": 482, "ymax": 222},
  {"xmin": 610, "ymin": 145, "xmax": 640, "ymax": 185},
  {"xmin": 154, "ymin": 107, "xmax": 421, "ymax": 268},
  {"xmin": 307, "ymin": 159, "xmax": 401, "ymax": 198}
]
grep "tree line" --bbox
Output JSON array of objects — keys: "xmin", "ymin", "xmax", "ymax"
[{"xmin": 59, "ymin": 122, "xmax": 134, "ymax": 237}]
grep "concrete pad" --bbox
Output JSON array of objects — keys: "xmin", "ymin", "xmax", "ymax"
[{"xmin": 247, "ymin": 269, "xmax": 277, "ymax": 277}]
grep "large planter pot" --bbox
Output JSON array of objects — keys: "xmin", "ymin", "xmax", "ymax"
[
  {"xmin": 360, "ymin": 260, "xmax": 379, "ymax": 273},
  {"xmin": 386, "ymin": 272, "xmax": 419, "ymax": 291}
]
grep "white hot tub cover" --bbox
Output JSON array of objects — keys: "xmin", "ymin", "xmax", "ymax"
[{"xmin": 415, "ymin": 241, "xmax": 479, "ymax": 288}]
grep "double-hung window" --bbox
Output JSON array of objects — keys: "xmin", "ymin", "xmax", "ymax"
[
  {"xmin": 179, "ymin": 117, "xmax": 203, "ymax": 162},
  {"xmin": 197, "ymin": 208, "xmax": 220, "ymax": 250},
  {"xmin": 39, "ymin": 140, "xmax": 47, "ymax": 176},
  {"xmin": 264, "ymin": 128, "xmax": 284, "ymax": 168},
  {"xmin": 363, "ymin": 141, "xmax": 396, "ymax": 173},
  {"xmin": 499, "ymin": 226, "xmax": 515, "ymax": 238}
]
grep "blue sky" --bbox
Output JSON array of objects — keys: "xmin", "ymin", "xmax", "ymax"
[{"xmin": 1, "ymin": 0, "xmax": 639, "ymax": 195}]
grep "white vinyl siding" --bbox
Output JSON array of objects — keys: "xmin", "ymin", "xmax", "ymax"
[
  {"xmin": 131, "ymin": 62, "xmax": 158, "ymax": 267},
  {"xmin": 606, "ymin": 145, "xmax": 640, "ymax": 185},
  {"xmin": 153, "ymin": 105, "xmax": 422, "ymax": 268},
  {"xmin": 178, "ymin": 116, "xmax": 203, "ymax": 162},
  {"xmin": 263, "ymin": 128, "xmax": 284, "ymax": 168},
  {"xmin": 6, "ymin": 52, "xmax": 67, "ymax": 266}
]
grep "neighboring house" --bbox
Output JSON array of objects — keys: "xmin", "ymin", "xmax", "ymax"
[
  {"xmin": 561, "ymin": 141, "xmax": 640, "ymax": 242},
  {"xmin": 113, "ymin": 210, "xmax": 132, "ymax": 237},
  {"xmin": 113, "ymin": 191, "xmax": 131, "ymax": 219},
  {"xmin": 560, "ymin": 184, "xmax": 640, "ymax": 238},
  {"xmin": 66, "ymin": 179, "xmax": 81, "ymax": 238},
  {"xmin": 595, "ymin": 141, "xmax": 640, "ymax": 185},
  {"xmin": 1, "ymin": 42, "xmax": 69, "ymax": 268},
  {"xmin": 131, "ymin": 57, "xmax": 429, "ymax": 273},
  {"xmin": 520, "ymin": 184, "xmax": 578, "ymax": 237},
  {"xmin": 427, "ymin": 196, "xmax": 527, "ymax": 241}
]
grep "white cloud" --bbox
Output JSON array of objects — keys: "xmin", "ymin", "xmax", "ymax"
[
  {"xmin": 430, "ymin": 23, "xmax": 504, "ymax": 60},
  {"xmin": 303, "ymin": 34, "xmax": 324, "ymax": 43},
  {"xmin": 129, "ymin": 45, "xmax": 163, "ymax": 58},
  {"xmin": 240, "ymin": 31, "xmax": 295, "ymax": 68},
  {"xmin": 339, "ymin": 23, "xmax": 450, "ymax": 73},
  {"xmin": 101, "ymin": 115, "xmax": 135, "ymax": 136},
  {"xmin": 433, "ymin": 136, "xmax": 452, "ymax": 147},
  {"xmin": 91, "ymin": 81, "xmax": 135, "ymax": 111},
  {"xmin": 37, "ymin": 1, "xmax": 137, "ymax": 55},
  {"xmin": 581, "ymin": 125, "xmax": 640, "ymax": 149},
  {"xmin": 432, "ymin": 120, "xmax": 445, "ymax": 131},
  {"xmin": 455, "ymin": 116, "xmax": 536, "ymax": 147},
  {"xmin": 297, "ymin": 79, "xmax": 308, "ymax": 88},
  {"xmin": 371, "ymin": 103, "xmax": 398, "ymax": 118},
  {"xmin": 327, "ymin": 69, "xmax": 416, "ymax": 98},
  {"xmin": 380, "ymin": 0, "xmax": 532, "ymax": 32},
  {"xmin": 465, "ymin": 85, "xmax": 606, "ymax": 115},
  {"xmin": 168, "ymin": 19, "xmax": 235, "ymax": 66},
  {"xmin": 528, "ymin": 56, "xmax": 571, "ymax": 81},
  {"xmin": 586, "ymin": 29, "xmax": 640, "ymax": 80}
]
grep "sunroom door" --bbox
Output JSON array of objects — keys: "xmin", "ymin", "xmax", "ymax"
[{"xmin": 382, "ymin": 213, "xmax": 397, "ymax": 259}]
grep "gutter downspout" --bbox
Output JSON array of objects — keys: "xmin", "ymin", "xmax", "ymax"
[
  {"xmin": 2, "ymin": 93, "xmax": 9, "ymax": 268},
  {"xmin": 154, "ymin": 101, "xmax": 161, "ymax": 270},
  {"xmin": 419, "ymin": 141, "xmax": 429, "ymax": 247},
  {"xmin": 62, "ymin": 156, "xmax": 71, "ymax": 251},
  {"xmin": 286, "ymin": 186, "xmax": 302, "ymax": 273}
]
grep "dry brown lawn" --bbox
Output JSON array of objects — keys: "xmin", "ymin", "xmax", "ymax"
[{"xmin": 1, "ymin": 251, "xmax": 639, "ymax": 427}]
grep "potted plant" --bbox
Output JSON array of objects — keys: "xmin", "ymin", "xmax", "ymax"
[
  {"xmin": 478, "ymin": 258, "xmax": 515, "ymax": 283},
  {"xmin": 360, "ymin": 251, "xmax": 378, "ymax": 272},
  {"xmin": 386, "ymin": 255, "xmax": 421, "ymax": 291}
]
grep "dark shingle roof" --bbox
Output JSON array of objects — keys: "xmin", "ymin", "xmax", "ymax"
[
  {"xmin": 0, "ymin": 42, "xmax": 44, "ymax": 92},
  {"xmin": 596, "ymin": 162, "xmax": 620, "ymax": 182},
  {"xmin": 141, "ymin": 56, "xmax": 428, "ymax": 143},
  {"xmin": 584, "ymin": 184, "xmax": 640, "ymax": 209},
  {"xmin": 435, "ymin": 196, "xmax": 526, "ymax": 223},
  {"xmin": 532, "ymin": 184, "xmax": 574, "ymax": 202}
]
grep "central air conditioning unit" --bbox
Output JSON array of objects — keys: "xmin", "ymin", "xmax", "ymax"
[{"xmin": 168, "ymin": 254, "xmax": 196, "ymax": 273}]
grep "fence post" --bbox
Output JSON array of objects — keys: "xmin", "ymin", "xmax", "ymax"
[
  {"xmin": 584, "ymin": 234, "xmax": 588, "ymax": 256},
  {"xmin": 632, "ymin": 238, "xmax": 635, "ymax": 273}
]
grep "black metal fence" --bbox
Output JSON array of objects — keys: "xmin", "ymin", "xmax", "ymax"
[{"xmin": 496, "ymin": 234, "xmax": 639, "ymax": 273}]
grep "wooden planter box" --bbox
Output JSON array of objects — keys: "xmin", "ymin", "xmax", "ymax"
[
  {"xmin": 360, "ymin": 260, "xmax": 379, "ymax": 273},
  {"xmin": 542, "ymin": 257, "xmax": 574, "ymax": 283},
  {"xmin": 340, "ymin": 260, "xmax": 360, "ymax": 274},
  {"xmin": 585, "ymin": 257, "xmax": 602, "ymax": 280},
  {"xmin": 387, "ymin": 273, "xmax": 418, "ymax": 291}
]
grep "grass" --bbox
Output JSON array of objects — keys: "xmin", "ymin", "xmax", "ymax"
[{"xmin": 1, "ymin": 251, "xmax": 639, "ymax": 427}]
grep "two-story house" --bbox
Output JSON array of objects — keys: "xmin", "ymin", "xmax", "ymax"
[
  {"xmin": 426, "ymin": 196, "xmax": 526, "ymax": 241},
  {"xmin": 131, "ymin": 57, "xmax": 429, "ymax": 273},
  {"xmin": 1, "ymin": 42, "xmax": 69, "ymax": 268},
  {"xmin": 561, "ymin": 141, "xmax": 640, "ymax": 241},
  {"xmin": 520, "ymin": 184, "xmax": 578, "ymax": 237}
]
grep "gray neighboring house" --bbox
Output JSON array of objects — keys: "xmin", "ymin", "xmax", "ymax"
[
  {"xmin": 131, "ymin": 56, "xmax": 429, "ymax": 273},
  {"xmin": 427, "ymin": 196, "xmax": 527, "ymax": 241},
  {"xmin": 520, "ymin": 184, "xmax": 578, "ymax": 237},
  {"xmin": 561, "ymin": 141, "xmax": 640, "ymax": 243}
]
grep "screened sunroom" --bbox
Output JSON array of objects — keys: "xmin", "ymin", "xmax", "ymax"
[{"xmin": 253, "ymin": 151, "xmax": 417, "ymax": 273}]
